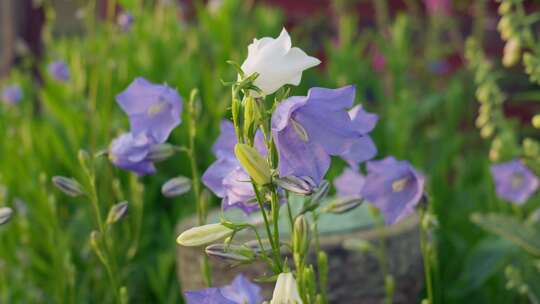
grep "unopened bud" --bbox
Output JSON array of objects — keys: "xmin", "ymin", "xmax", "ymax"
[
  {"xmin": 205, "ymin": 243, "xmax": 255, "ymax": 262},
  {"xmin": 532, "ymin": 115, "xmax": 540, "ymax": 128},
  {"xmin": 78, "ymin": 149, "xmax": 91, "ymax": 169},
  {"xmin": 523, "ymin": 138, "xmax": 539, "ymax": 157},
  {"xmin": 498, "ymin": 2, "xmax": 511, "ymax": 14},
  {"xmin": 0, "ymin": 207, "xmax": 13, "ymax": 225},
  {"xmin": 480, "ymin": 124, "xmax": 494, "ymax": 139},
  {"xmin": 503, "ymin": 38, "xmax": 521, "ymax": 67},
  {"xmin": 161, "ymin": 176, "xmax": 191, "ymax": 197},
  {"xmin": 317, "ymin": 251, "xmax": 328, "ymax": 289},
  {"xmin": 310, "ymin": 180, "xmax": 330, "ymax": 204},
  {"xmin": 322, "ymin": 196, "xmax": 363, "ymax": 214},
  {"xmin": 52, "ymin": 176, "xmax": 84, "ymax": 197},
  {"xmin": 147, "ymin": 143, "xmax": 176, "ymax": 162},
  {"xmin": 293, "ymin": 215, "xmax": 310, "ymax": 257},
  {"xmin": 385, "ymin": 275, "xmax": 395, "ymax": 298},
  {"xmin": 106, "ymin": 201, "xmax": 129, "ymax": 224},
  {"xmin": 176, "ymin": 223, "xmax": 234, "ymax": 247},
  {"xmin": 497, "ymin": 16, "xmax": 513, "ymax": 40},
  {"xmin": 234, "ymin": 144, "xmax": 271, "ymax": 185},
  {"xmin": 274, "ymin": 175, "xmax": 316, "ymax": 195}
]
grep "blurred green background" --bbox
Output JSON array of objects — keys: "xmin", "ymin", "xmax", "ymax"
[{"xmin": 0, "ymin": 0, "xmax": 539, "ymax": 303}]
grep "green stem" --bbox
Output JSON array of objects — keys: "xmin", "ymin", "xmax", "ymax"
[
  {"xmin": 420, "ymin": 210, "xmax": 434, "ymax": 304},
  {"xmin": 186, "ymin": 90, "xmax": 212, "ymax": 287},
  {"xmin": 252, "ymin": 184, "xmax": 282, "ymax": 272},
  {"xmin": 313, "ymin": 213, "xmax": 328, "ymax": 304}
]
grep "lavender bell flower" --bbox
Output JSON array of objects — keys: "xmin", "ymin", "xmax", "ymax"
[
  {"xmin": 272, "ymin": 86, "xmax": 376, "ymax": 184},
  {"xmin": 361, "ymin": 157, "xmax": 425, "ymax": 225},
  {"xmin": 47, "ymin": 60, "xmax": 70, "ymax": 82},
  {"xmin": 109, "ymin": 132, "xmax": 157, "ymax": 176},
  {"xmin": 184, "ymin": 274, "xmax": 262, "ymax": 304},
  {"xmin": 202, "ymin": 120, "xmax": 266, "ymax": 214},
  {"xmin": 334, "ymin": 167, "xmax": 365, "ymax": 198},
  {"xmin": 490, "ymin": 159, "xmax": 539, "ymax": 204},
  {"xmin": 117, "ymin": 12, "xmax": 134, "ymax": 32},
  {"xmin": 1, "ymin": 85, "xmax": 22, "ymax": 105},
  {"xmin": 116, "ymin": 77, "xmax": 182, "ymax": 143}
]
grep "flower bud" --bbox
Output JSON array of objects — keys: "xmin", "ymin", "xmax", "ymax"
[
  {"xmin": 310, "ymin": 180, "xmax": 330, "ymax": 205},
  {"xmin": 503, "ymin": 38, "xmax": 521, "ymax": 67},
  {"xmin": 532, "ymin": 114, "xmax": 540, "ymax": 128},
  {"xmin": 0, "ymin": 207, "xmax": 13, "ymax": 225},
  {"xmin": 274, "ymin": 175, "xmax": 316, "ymax": 195},
  {"xmin": 176, "ymin": 223, "xmax": 234, "ymax": 247},
  {"xmin": 78, "ymin": 149, "xmax": 91, "ymax": 169},
  {"xmin": 243, "ymin": 97, "xmax": 262, "ymax": 141},
  {"xmin": 480, "ymin": 124, "xmax": 494, "ymax": 139},
  {"xmin": 498, "ymin": 2, "xmax": 511, "ymax": 14},
  {"xmin": 205, "ymin": 243, "xmax": 255, "ymax": 262},
  {"xmin": 317, "ymin": 251, "xmax": 328, "ymax": 289},
  {"xmin": 161, "ymin": 176, "xmax": 191, "ymax": 197},
  {"xmin": 293, "ymin": 215, "xmax": 311, "ymax": 257},
  {"xmin": 106, "ymin": 201, "xmax": 129, "ymax": 224},
  {"xmin": 322, "ymin": 197, "xmax": 363, "ymax": 214},
  {"xmin": 52, "ymin": 176, "xmax": 84, "ymax": 197},
  {"xmin": 234, "ymin": 144, "xmax": 271, "ymax": 185},
  {"xmin": 523, "ymin": 138, "xmax": 539, "ymax": 158},
  {"xmin": 147, "ymin": 143, "xmax": 176, "ymax": 162},
  {"xmin": 385, "ymin": 275, "xmax": 395, "ymax": 298}
]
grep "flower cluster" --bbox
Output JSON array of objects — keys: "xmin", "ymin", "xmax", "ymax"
[
  {"xmin": 109, "ymin": 77, "xmax": 182, "ymax": 175},
  {"xmin": 179, "ymin": 27, "xmax": 429, "ymax": 304}
]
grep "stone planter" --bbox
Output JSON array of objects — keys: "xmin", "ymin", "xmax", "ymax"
[{"xmin": 176, "ymin": 203, "xmax": 423, "ymax": 303}]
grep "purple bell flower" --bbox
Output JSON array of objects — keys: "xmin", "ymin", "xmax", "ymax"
[
  {"xmin": 272, "ymin": 86, "xmax": 376, "ymax": 184},
  {"xmin": 490, "ymin": 159, "xmax": 538, "ymax": 204},
  {"xmin": 116, "ymin": 77, "xmax": 182, "ymax": 143},
  {"xmin": 1, "ymin": 85, "xmax": 22, "ymax": 105},
  {"xmin": 334, "ymin": 167, "xmax": 365, "ymax": 198},
  {"xmin": 185, "ymin": 274, "xmax": 262, "ymax": 304},
  {"xmin": 202, "ymin": 120, "xmax": 266, "ymax": 214},
  {"xmin": 117, "ymin": 12, "xmax": 134, "ymax": 32},
  {"xmin": 47, "ymin": 60, "xmax": 70, "ymax": 82},
  {"xmin": 361, "ymin": 157, "xmax": 425, "ymax": 225},
  {"xmin": 109, "ymin": 132, "xmax": 157, "ymax": 176}
]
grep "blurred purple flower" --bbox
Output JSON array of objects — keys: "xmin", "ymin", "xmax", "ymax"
[
  {"xmin": 334, "ymin": 168, "xmax": 365, "ymax": 198},
  {"xmin": 202, "ymin": 120, "xmax": 266, "ymax": 214},
  {"xmin": 47, "ymin": 60, "xmax": 70, "ymax": 82},
  {"xmin": 362, "ymin": 157, "xmax": 425, "ymax": 225},
  {"xmin": 116, "ymin": 77, "xmax": 182, "ymax": 143},
  {"xmin": 1, "ymin": 85, "xmax": 22, "ymax": 105},
  {"xmin": 185, "ymin": 274, "xmax": 262, "ymax": 304},
  {"xmin": 423, "ymin": 0, "xmax": 451, "ymax": 16},
  {"xmin": 117, "ymin": 12, "xmax": 134, "ymax": 32},
  {"xmin": 490, "ymin": 159, "xmax": 538, "ymax": 204},
  {"xmin": 109, "ymin": 132, "xmax": 156, "ymax": 176},
  {"xmin": 272, "ymin": 86, "xmax": 375, "ymax": 184}
]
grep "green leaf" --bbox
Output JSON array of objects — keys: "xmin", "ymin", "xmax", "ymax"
[{"xmin": 471, "ymin": 213, "xmax": 540, "ymax": 256}]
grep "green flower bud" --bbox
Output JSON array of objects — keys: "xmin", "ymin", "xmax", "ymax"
[
  {"xmin": 234, "ymin": 144, "xmax": 271, "ymax": 185},
  {"xmin": 106, "ymin": 201, "xmax": 129, "ymax": 224},
  {"xmin": 532, "ymin": 114, "xmax": 540, "ymax": 128},
  {"xmin": 322, "ymin": 197, "xmax": 363, "ymax": 214},
  {"xmin": 523, "ymin": 138, "xmax": 539, "ymax": 157},
  {"xmin": 498, "ymin": 2, "xmax": 511, "ymax": 14},
  {"xmin": 480, "ymin": 124, "xmax": 494, "ymax": 139},
  {"xmin": 52, "ymin": 176, "xmax": 84, "ymax": 197},
  {"xmin": 205, "ymin": 243, "xmax": 255, "ymax": 262},
  {"xmin": 384, "ymin": 275, "xmax": 395, "ymax": 298},
  {"xmin": 243, "ymin": 97, "xmax": 262, "ymax": 142},
  {"xmin": 503, "ymin": 38, "xmax": 521, "ymax": 67},
  {"xmin": 293, "ymin": 215, "xmax": 311, "ymax": 258},
  {"xmin": 176, "ymin": 223, "xmax": 234, "ymax": 247}
]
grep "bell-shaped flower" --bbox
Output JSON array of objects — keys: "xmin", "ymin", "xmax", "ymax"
[
  {"xmin": 116, "ymin": 77, "xmax": 182, "ymax": 143},
  {"xmin": 241, "ymin": 28, "xmax": 320, "ymax": 95},
  {"xmin": 334, "ymin": 167, "xmax": 365, "ymax": 198},
  {"xmin": 1, "ymin": 84, "xmax": 22, "ymax": 105},
  {"xmin": 272, "ymin": 86, "xmax": 376, "ymax": 185},
  {"xmin": 184, "ymin": 274, "xmax": 262, "ymax": 304},
  {"xmin": 270, "ymin": 273, "xmax": 303, "ymax": 304},
  {"xmin": 361, "ymin": 157, "xmax": 425, "ymax": 225},
  {"xmin": 109, "ymin": 132, "xmax": 157, "ymax": 176},
  {"xmin": 490, "ymin": 159, "xmax": 538, "ymax": 204},
  {"xmin": 202, "ymin": 120, "xmax": 266, "ymax": 214},
  {"xmin": 47, "ymin": 60, "xmax": 70, "ymax": 82}
]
